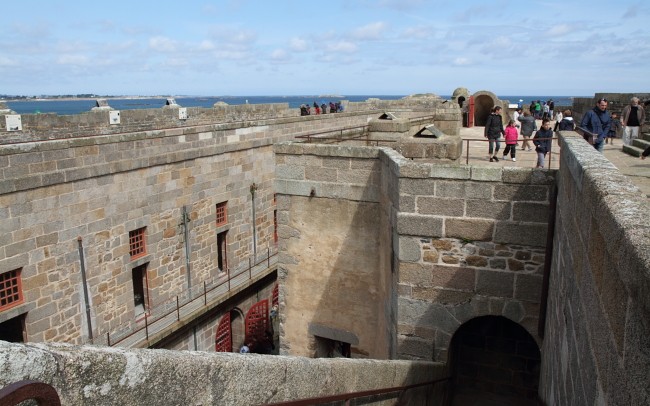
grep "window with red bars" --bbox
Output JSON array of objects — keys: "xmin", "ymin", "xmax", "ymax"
[
  {"xmin": 216, "ymin": 202, "xmax": 228, "ymax": 226},
  {"xmin": 129, "ymin": 227, "xmax": 147, "ymax": 259},
  {"xmin": 0, "ymin": 269, "xmax": 23, "ymax": 312}
]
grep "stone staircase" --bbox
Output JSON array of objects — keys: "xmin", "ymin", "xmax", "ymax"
[{"xmin": 622, "ymin": 131, "xmax": 650, "ymax": 156}]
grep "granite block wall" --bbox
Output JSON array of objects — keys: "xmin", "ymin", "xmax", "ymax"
[{"xmin": 539, "ymin": 132, "xmax": 650, "ymax": 405}]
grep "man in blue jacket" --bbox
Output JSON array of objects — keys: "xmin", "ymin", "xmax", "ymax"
[{"xmin": 580, "ymin": 97, "xmax": 611, "ymax": 152}]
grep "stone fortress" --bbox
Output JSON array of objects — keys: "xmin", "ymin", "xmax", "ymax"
[{"xmin": 0, "ymin": 90, "xmax": 648, "ymax": 405}]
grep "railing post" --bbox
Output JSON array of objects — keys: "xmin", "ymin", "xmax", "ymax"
[
  {"xmin": 227, "ymin": 268, "xmax": 231, "ymax": 291},
  {"xmin": 204, "ymin": 281, "xmax": 207, "ymax": 305},
  {"xmin": 176, "ymin": 296, "xmax": 180, "ymax": 321},
  {"xmin": 107, "ymin": 331, "xmax": 111, "ymax": 346},
  {"xmin": 267, "ymin": 247, "xmax": 270, "ymax": 268},
  {"xmin": 249, "ymin": 257, "xmax": 252, "ymax": 279},
  {"xmin": 144, "ymin": 314, "xmax": 149, "ymax": 341},
  {"xmin": 466, "ymin": 139, "xmax": 470, "ymax": 164}
]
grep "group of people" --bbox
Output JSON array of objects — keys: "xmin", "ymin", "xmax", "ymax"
[
  {"xmin": 579, "ymin": 96, "xmax": 646, "ymax": 152},
  {"xmin": 300, "ymin": 101, "xmax": 343, "ymax": 116},
  {"xmin": 484, "ymin": 96, "xmax": 646, "ymax": 168},
  {"xmin": 528, "ymin": 99, "xmax": 555, "ymax": 120}
]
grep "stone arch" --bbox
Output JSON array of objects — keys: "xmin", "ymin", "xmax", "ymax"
[
  {"xmin": 472, "ymin": 90, "xmax": 499, "ymax": 126},
  {"xmin": 447, "ymin": 316, "xmax": 541, "ymax": 404},
  {"xmin": 230, "ymin": 307, "xmax": 246, "ymax": 351},
  {"xmin": 452, "ymin": 87, "xmax": 470, "ymax": 109}
]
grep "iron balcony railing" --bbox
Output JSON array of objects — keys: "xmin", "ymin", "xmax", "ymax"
[{"xmin": 94, "ymin": 246, "xmax": 278, "ymax": 348}]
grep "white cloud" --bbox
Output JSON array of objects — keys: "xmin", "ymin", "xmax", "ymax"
[
  {"xmin": 452, "ymin": 57, "xmax": 471, "ymax": 66},
  {"xmin": 400, "ymin": 26, "xmax": 434, "ymax": 40},
  {"xmin": 546, "ymin": 24, "xmax": 572, "ymax": 37},
  {"xmin": 326, "ymin": 41, "xmax": 358, "ymax": 54},
  {"xmin": 198, "ymin": 40, "xmax": 215, "ymax": 51},
  {"xmin": 270, "ymin": 49, "xmax": 289, "ymax": 61},
  {"xmin": 351, "ymin": 22, "xmax": 388, "ymax": 40},
  {"xmin": 289, "ymin": 37, "xmax": 309, "ymax": 52},
  {"xmin": 0, "ymin": 56, "xmax": 19, "ymax": 66},
  {"xmin": 56, "ymin": 54, "xmax": 90, "ymax": 65},
  {"xmin": 149, "ymin": 36, "xmax": 178, "ymax": 52}
]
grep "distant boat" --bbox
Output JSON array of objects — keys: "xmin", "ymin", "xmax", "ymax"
[{"xmin": 318, "ymin": 94, "xmax": 344, "ymax": 98}]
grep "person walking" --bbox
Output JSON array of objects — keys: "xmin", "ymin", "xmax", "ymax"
[
  {"xmin": 621, "ymin": 97, "xmax": 645, "ymax": 146},
  {"xmin": 554, "ymin": 109, "xmax": 575, "ymax": 131},
  {"xmin": 519, "ymin": 111, "xmax": 536, "ymax": 151},
  {"xmin": 606, "ymin": 112, "xmax": 622, "ymax": 145},
  {"xmin": 502, "ymin": 120, "xmax": 519, "ymax": 161},
  {"xmin": 533, "ymin": 119, "xmax": 553, "ymax": 168},
  {"xmin": 484, "ymin": 106, "xmax": 505, "ymax": 162},
  {"xmin": 641, "ymin": 145, "xmax": 650, "ymax": 160},
  {"xmin": 580, "ymin": 97, "xmax": 611, "ymax": 153}
]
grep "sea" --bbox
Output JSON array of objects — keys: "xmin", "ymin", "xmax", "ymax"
[{"xmin": 3, "ymin": 95, "xmax": 579, "ymax": 116}]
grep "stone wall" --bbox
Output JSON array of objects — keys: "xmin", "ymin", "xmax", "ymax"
[
  {"xmin": 275, "ymin": 142, "xmax": 555, "ymax": 365},
  {"xmin": 274, "ymin": 143, "xmax": 393, "ymax": 359},
  {"xmin": 0, "ymin": 340, "xmax": 447, "ymax": 405},
  {"xmin": 386, "ymin": 151, "xmax": 555, "ymax": 362},
  {"xmin": 539, "ymin": 132, "xmax": 650, "ymax": 405}
]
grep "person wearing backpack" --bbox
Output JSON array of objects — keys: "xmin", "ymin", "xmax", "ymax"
[
  {"xmin": 519, "ymin": 111, "xmax": 536, "ymax": 151},
  {"xmin": 484, "ymin": 106, "xmax": 505, "ymax": 162},
  {"xmin": 554, "ymin": 109, "xmax": 576, "ymax": 132}
]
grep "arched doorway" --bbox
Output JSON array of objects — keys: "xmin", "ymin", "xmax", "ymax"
[
  {"xmin": 215, "ymin": 308, "xmax": 245, "ymax": 352},
  {"xmin": 473, "ymin": 95, "xmax": 495, "ymax": 126},
  {"xmin": 448, "ymin": 316, "xmax": 541, "ymax": 405}
]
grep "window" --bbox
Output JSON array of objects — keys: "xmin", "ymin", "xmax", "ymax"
[
  {"xmin": 129, "ymin": 227, "xmax": 147, "ymax": 259},
  {"xmin": 216, "ymin": 202, "xmax": 228, "ymax": 226},
  {"xmin": 0, "ymin": 313, "xmax": 26, "ymax": 343},
  {"xmin": 132, "ymin": 263, "xmax": 149, "ymax": 317},
  {"xmin": 217, "ymin": 231, "xmax": 228, "ymax": 272},
  {"xmin": 0, "ymin": 269, "xmax": 23, "ymax": 312}
]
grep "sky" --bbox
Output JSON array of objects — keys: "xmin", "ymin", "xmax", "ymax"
[{"xmin": 1, "ymin": 0, "xmax": 649, "ymax": 97}]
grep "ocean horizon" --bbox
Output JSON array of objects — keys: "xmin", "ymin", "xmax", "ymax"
[{"xmin": 4, "ymin": 95, "xmax": 580, "ymax": 116}]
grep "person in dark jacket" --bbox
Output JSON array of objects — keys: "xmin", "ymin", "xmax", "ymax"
[
  {"xmin": 554, "ymin": 109, "xmax": 576, "ymax": 132},
  {"xmin": 641, "ymin": 145, "xmax": 650, "ymax": 160},
  {"xmin": 533, "ymin": 119, "xmax": 554, "ymax": 168},
  {"xmin": 518, "ymin": 111, "xmax": 536, "ymax": 151},
  {"xmin": 484, "ymin": 106, "xmax": 505, "ymax": 162},
  {"xmin": 580, "ymin": 98, "xmax": 611, "ymax": 152}
]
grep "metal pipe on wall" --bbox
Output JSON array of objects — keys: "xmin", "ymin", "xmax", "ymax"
[
  {"xmin": 182, "ymin": 206, "xmax": 192, "ymax": 298},
  {"xmin": 77, "ymin": 236, "xmax": 93, "ymax": 341}
]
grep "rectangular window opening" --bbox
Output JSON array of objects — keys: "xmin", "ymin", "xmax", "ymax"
[
  {"xmin": 0, "ymin": 269, "xmax": 23, "ymax": 312},
  {"xmin": 129, "ymin": 227, "xmax": 147, "ymax": 259},
  {"xmin": 216, "ymin": 201, "xmax": 228, "ymax": 227},
  {"xmin": 132, "ymin": 263, "xmax": 149, "ymax": 317},
  {"xmin": 0, "ymin": 313, "xmax": 26, "ymax": 343},
  {"xmin": 217, "ymin": 230, "xmax": 228, "ymax": 273}
]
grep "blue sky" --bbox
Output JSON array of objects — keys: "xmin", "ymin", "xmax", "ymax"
[{"xmin": 1, "ymin": 0, "xmax": 648, "ymax": 97}]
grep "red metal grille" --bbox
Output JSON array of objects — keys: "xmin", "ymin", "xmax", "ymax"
[
  {"xmin": 0, "ymin": 269, "xmax": 23, "ymax": 311},
  {"xmin": 129, "ymin": 227, "xmax": 146, "ymax": 259},
  {"xmin": 245, "ymin": 299, "xmax": 269, "ymax": 344},
  {"xmin": 215, "ymin": 312, "xmax": 232, "ymax": 352},
  {"xmin": 272, "ymin": 284, "xmax": 279, "ymax": 308},
  {"xmin": 216, "ymin": 202, "xmax": 227, "ymax": 226}
]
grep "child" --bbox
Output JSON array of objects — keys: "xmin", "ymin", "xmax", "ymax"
[
  {"xmin": 502, "ymin": 120, "xmax": 519, "ymax": 162},
  {"xmin": 533, "ymin": 119, "xmax": 553, "ymax": 168},
  {"xmin": 606, "ymin": 112, "xmax": 622, "ymax": 145}
]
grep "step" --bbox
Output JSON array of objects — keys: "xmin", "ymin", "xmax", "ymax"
[
  {"xmin": 622, "ymin": 144, "xmax": 644, "ymax": 157},
  {"xmin": 632, "ymin": 138, "xmax": 650, "ymax": 149},
  {"xmin": 641, "ymin": 132, "xmax": 650, "ymax": 142}
]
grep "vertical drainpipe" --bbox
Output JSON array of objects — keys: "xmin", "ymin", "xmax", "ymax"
[
  {"xmin": 77, "ymin": 236, "xmax": 93, "ymax": 341},
  {"xmin": 182, "ymin": 206, "xmax": 192, "ymax": 298},
  {"xmin": 250, "ymin": 183, "xmax": 258, "ymax": 258}
]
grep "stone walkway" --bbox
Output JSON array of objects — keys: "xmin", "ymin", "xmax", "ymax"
[{"xmin": 460, "ymin": 125, "xmax": 650, "ymax": 198}]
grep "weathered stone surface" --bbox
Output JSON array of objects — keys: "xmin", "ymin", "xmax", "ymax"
[
  {"xmin": 476, "ymin": 270, "xmax": 514, "ymax": 297},
  {"xmin": 445, "ymin": 218, "xmax": 494, "ymax": 241},
  {"xmin": 396, "ymin": 213, "xmax": 443, "ymax": 237}
]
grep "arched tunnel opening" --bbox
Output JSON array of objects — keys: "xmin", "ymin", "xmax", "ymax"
[
  {"xmin": 447, "ymin": 316, "xmax": 541, "ymax": 406},
  {"xmin": 473, "ymin": 95, "xmax": 495, "ymax": 126}
]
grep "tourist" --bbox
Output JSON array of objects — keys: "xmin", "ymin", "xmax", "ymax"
[
  {"xmin": 554, "ymin": 109, "xmax": 575, "ymax": 131},
  {"xmin": 519, "ymin": 111, "xmax": 536, "ymax": 151},
  {"xmin": 621, "ymin": 97, "xmax": 645, "ymax": 146},
  {"xmin": 555, "ymin": 110, "xmax": 563, "ymax": 122},
  {"xmin": 606, "ymin": 112, "xmax": 622, "ymax": 145},
  {"xmin": 534, "ymin": 100, "xmax": 542, "ymax": 119},
  {"xmin": 321, "ymin": 103, "xmax": 327, "ymax": 114},
  {"xmin": 533, "ymin": 119, "xmax": 553, "ymax": 168},
  {"xmin": 484, "ymin": 106, "xmax": 505, "ymax": 162},
  {"xmin": 313, "ymin": 102, "xmax": 320, "ymax": 115},
  {"xmin": 502, "ymin": 120, "xmax": 519, "ymax": 162},
  {"xmin": 512, "ymin": 108, "xmax": 522, "ymax": 128},
  {"xmin": 580, "ymin": 97, "xmax": 611, "ymax": 152},
  {"xmin": 548, "ymin": 99, "xmax": 555, "ymax": 119},
  {"xmin": 542, "ymin": 102, "xmax": 550, "ymax": 120}
]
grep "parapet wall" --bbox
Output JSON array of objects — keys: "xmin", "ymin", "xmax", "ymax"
[
  {"xmin": 0, "ymin": 341, "xmax": 447, "ymax": 405},
  {"xmin": 539, "ymin": 131, "xmax": 650, "ymax": 404}
]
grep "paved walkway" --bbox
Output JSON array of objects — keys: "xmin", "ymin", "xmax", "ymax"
[{"xmin": 460, "ymin": 124, "xmax": 650, "ymax": 198}]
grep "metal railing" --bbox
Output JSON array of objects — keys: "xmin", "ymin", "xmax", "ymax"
[
  {"xmin": 463, "ymin": 137, "xmax": 561, "ymax": 167},
  {"xmin": 259, "ymin": 377, "xmax": 450, "ymax": 406},
  {"xmin": 0, "ymin": 380, "xmax": 61, "ymax": 406},
  {"xmin": 98, "ymin": 246, "xmax": 278, "ymax": 348}
]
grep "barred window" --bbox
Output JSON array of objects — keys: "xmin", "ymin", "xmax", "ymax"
[
  {"xmin": 216, "ymin": 202, "xmax": 228, "ymax": 226},
  {"xmin": 129, "ymin": 227, "xmax": 147, "ymax": 259},
  {"xmin": 0, "ymin": 269, "xmax": 23, "ymax": 311}
]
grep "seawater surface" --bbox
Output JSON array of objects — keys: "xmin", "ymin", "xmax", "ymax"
[{"xmin": 4, "ymin": 95, "xmax": 579, "ymax": 116}]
